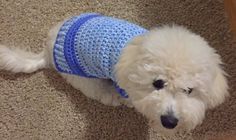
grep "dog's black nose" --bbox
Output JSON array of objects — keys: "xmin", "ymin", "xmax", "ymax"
[{"xmin": 160, "ymin": 115, "xmax": 178, "ymax": 129}]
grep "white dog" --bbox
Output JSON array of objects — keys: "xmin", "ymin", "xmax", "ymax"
[{"xmin": 0, "ymin": 13, "xmax": 229, "ymax": 132}]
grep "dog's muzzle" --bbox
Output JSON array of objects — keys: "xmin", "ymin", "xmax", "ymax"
[{"xmin": 160, "ymin": 114, "xmax": 178, "ymax": 129}]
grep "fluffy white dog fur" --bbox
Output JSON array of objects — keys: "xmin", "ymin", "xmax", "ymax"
[{"xmin": 0, "ymin": 21, "xmax": 229, "ymax": 133}]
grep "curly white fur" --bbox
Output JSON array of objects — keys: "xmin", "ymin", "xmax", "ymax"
[{"xmin": 0, "ymin": 21, "xmax": 229, "ymax": 133}]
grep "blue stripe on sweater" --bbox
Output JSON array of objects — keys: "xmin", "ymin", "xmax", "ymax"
[{"xmin": 64, "ymin": 14, "xmax": 102, "ymax": 77}]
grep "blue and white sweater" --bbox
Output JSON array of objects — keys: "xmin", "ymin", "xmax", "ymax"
[{"xmin": 53, "ymin": 13, "xmax": 148, "ymax": 98}]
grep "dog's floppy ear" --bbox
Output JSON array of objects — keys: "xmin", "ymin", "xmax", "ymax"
[
  {"xmin": 206, "ymin": 52, "xmax": 229, "ymax": 108},
  {"xmin": 114, "ymin": 35, "xmax": 145, "ymax": 88},
  {"xmin": 208, "ymin": 66, "xmax": 229, "ymax": 108}
]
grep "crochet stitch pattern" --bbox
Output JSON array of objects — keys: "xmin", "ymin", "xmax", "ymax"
[{"xmin": 53, "ymin": 13, "xmax": 148, "ymax": 98}]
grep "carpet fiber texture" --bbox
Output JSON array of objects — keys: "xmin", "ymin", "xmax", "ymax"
[{"xmin": 0, "ymin": 0, "xmax": 235, "ymax": 139}]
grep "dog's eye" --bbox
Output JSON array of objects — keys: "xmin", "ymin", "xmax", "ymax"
[
  {"xmin": 183, "ymin": 88, "xmax": 193, "ymax": 94},
  {"xmin": 152, "ymin": 79, "xmax": 165, "ymax": 90}
]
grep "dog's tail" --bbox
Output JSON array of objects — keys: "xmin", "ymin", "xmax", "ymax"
[{"xmin": 0, "ymin": 45, "xmax": 47, "ymax": 73}]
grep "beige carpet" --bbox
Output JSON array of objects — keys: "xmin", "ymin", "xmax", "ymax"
[{"xmin": 0, "ymin": 0, "xmax": 235, "ymax": 139}]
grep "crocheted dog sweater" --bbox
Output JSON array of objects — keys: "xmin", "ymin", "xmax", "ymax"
[{"xmin": 53, "ymin": 13, "xmax": 148, "ymax": 98}]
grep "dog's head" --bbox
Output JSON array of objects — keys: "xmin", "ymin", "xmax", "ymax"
[{"xmin": 115, "ymin": 25, "xmax": 229, "ymax": 132}]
